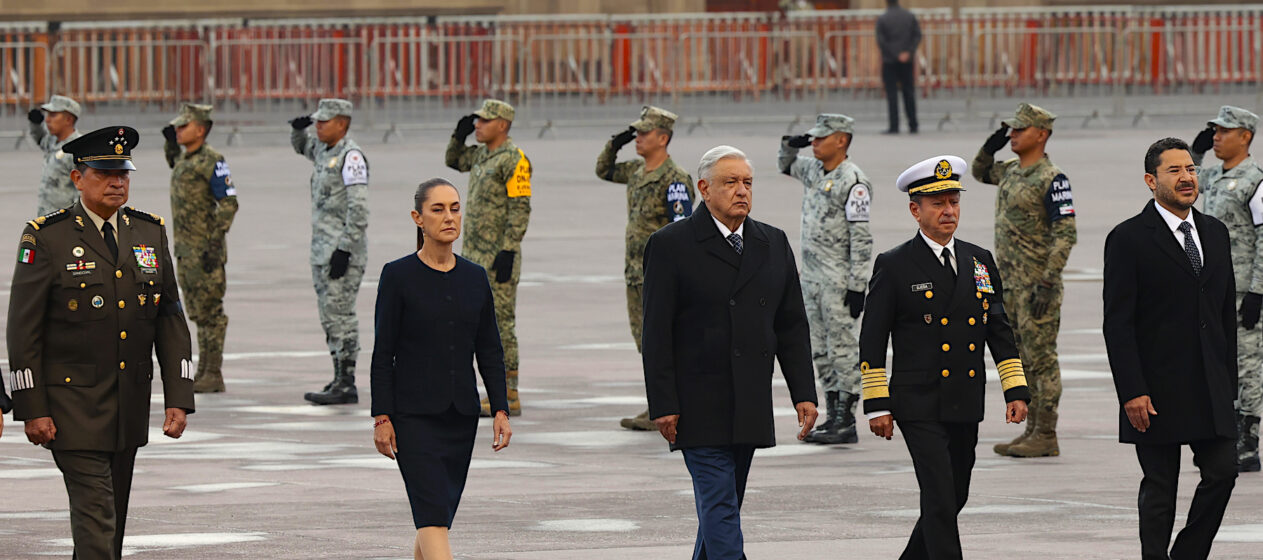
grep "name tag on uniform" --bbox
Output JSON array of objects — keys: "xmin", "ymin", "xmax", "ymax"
[{"xmin": 911, "ymin": 282, "xmax": 933, "ymax": 292}]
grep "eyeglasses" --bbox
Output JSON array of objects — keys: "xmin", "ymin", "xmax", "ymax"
[{"xmin": 1160, "ymin": 166, "xmax": 1198, "ymax": 178}]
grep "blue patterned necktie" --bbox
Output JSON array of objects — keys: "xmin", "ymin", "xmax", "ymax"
[
  {"xmin": 727, "ymin": 233, "xmax": 743, "ymax": 255},
  {"xmin": 1178, "ymin": 221, "xmax": 1202, "ymax": 275}
]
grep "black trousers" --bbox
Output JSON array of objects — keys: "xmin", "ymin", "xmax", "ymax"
[
  {"xmin": 1134, "ymin": 438, "xmax": 1237, "ymax": 560},
  {"xmin": 52, "ymin": 448, "xmax": 139, "ymax": 560},
  {"xmin": 897, "ymin": 420, "xmax": 977, "ymax": 560},
  {"xmin": 882, "ymin": 61, "xmax": 918, "ymax": 132}
]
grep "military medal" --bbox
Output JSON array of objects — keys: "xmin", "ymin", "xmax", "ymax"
[
  {"xmin": 973, "ymin": 258, "xmax": 994, "ymax": 293},
  {"xmin": 68, "ymin": 299, "xmax": 78, "ymax": 311},
  {"xmin": 924, "ymin": 314, "xmax": 932, "ymax": 324},
  {"xmin": 91, "ymin": 295, "xmax": 104, "ymax": 308},
  {"xmin": 66, "ymin": 261, "xmax": 96, "ymax": 271},
  {"xmin": 138, "ymin": 294, "xmax": 147, "ymax": 307},
  {"xmin": 153, "ymin": 293, "xmax": 161, "ymax": 306},
  {"xmin": 72, "ymin": 246, "xmax": 85, "ymax": 257},
  {"xmin": 983, "ymin": 299, "xmax": 990, "ymax": 311},
  {"xmin": 132, "ymin": 245, "xmax": 158, "ymax": 273}
]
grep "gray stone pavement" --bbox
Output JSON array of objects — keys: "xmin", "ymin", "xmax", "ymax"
[{"xmin": 0, "ymin": 115, "xmax": 1261, "ymax": 558}]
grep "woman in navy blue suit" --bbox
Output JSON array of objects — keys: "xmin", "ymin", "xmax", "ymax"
[{"xmin": 371, "ymin": 178, "xmax": 512, "ymax": 560}]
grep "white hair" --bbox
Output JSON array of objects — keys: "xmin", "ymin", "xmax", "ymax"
[{"xmin": 697, "ymin": 145, "xmax": 753, "ymax": 183}]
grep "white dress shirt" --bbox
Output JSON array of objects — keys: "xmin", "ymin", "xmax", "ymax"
[
  {"xmin": 713, "ymin": 216, "xmax": 745, "ymax": 245},
  {"xmin": 1152, "ymin": 200, "xmax": 1203, "ymax": 264},
  {"xmin": 81, "ymin": 199, "xmax": 119, "ymax": 245}
]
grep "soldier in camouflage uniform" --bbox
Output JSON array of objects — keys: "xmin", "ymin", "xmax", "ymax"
[
  {"xmin": 28, "ymin": 95, "xmax": 84, "ymax": 215},
  {"xmin": 290, "ymin": 98, "xmax": 370, "ymax": 405},
  {"xmin": 973, "ymin": 103, "xmax": 1077, "ymax": 458},
  {"xmin": 446, "ymin": 99, "xmax": 531, "ymax": 417},
  {"xmin": 162, "ymin": 103, "xmax": 238, "ymax": 394},
  {"xmin": 778, "ymin": 113, "xmax": 873, "ymax": 445},
  {"xmin": 1191, "ymin": 105, "xmax": 1263, "ymax": 472},
  {"xmin": 595, "ymin": 105, "xmax": 695, "ymax": 431}
]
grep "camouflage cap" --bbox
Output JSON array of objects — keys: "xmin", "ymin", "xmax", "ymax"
[
  {"xmin": 630, "ymin": 105, "xmax": 678, "ymax": 132},
  {"xmin": 1002, "ymin": 103, "xmax": 1056, "ymax": 130},
  {"xmin": 169, "ymin": 103, "xmax": 213, "ymax": 127},
  {"xmin": 805, "ymin": 113, "xmax": 855, "ymax": 137},
  {"xmin": 1208, "ymin": 105, "xmax": 1259, "ymax": 133},
  {"xmin": 40, "ymin": 95, "xmax": 81, "ymax": 118},
  {"xmin": 473, "ymin": 99, "xmax": 515, "ymax": 122},
  {"xmin": 311, "ymin": 98, "xmax": 353, "ymax": 121}
]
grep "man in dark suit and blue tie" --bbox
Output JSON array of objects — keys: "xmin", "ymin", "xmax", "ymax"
[
  {"xmin": 641, "ymin": 145, "xmax": 818, "ymax": 559},
  {"xmin": 1103, "ymin": 137, "xmax": 1239, "ymax": 559}
]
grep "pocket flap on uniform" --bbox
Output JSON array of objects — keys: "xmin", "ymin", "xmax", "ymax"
[{"xmin": 45, "ymin": 363, "xmax": 97, "ymax": 387}]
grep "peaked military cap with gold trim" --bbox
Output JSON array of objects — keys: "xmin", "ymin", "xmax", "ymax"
[
  {"xmin": 62, "ymin": 125, "xmax": 139, "ymax": 171},
  {"xmin": 897, "ymin": 155, "xmax": 968, "ymax": 197}
]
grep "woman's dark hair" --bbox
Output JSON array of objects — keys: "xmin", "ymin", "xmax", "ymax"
[
  {"xmin": 415, "ymin": 178, "xmax": 457, "ymax": 250},
  {"xmin": 1144, "ymin": 137, "xmax": 1190, "ymax": 175}
]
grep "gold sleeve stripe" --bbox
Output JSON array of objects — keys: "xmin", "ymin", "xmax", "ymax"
[
  {"xmin": 861, "ymin": 368, "xmax": 890, "ymax": 400},
  {"xmin": 996, "ymin": 359, "xmax": 1027, "ymax": 391}
]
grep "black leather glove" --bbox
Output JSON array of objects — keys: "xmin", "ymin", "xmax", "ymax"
[
  {"xmin": 454, "ymin": 114, "xmax": 477, "ymax": 140},
  {"xmin": 784, "ymin": 134, "xmax": 812, "ymax": 149},
  {"xmin": 982, "ymin": 124, "xmax": 1010, "ymax": 155},
  {"xmin": 28, "ymin": 109, "xmax": 43, "ymax": 124},
  {"xmin": 162, "ymin": 124, "xmax": 177, "ymax": 144},
  {"xmin": 1242, "ymin": 292, "xmax": 1263, "ymax": 330},
  {"xmin": 290, "ymin": 115, "xmax": 313, "ymax": 130},
  {"xmin": 611, "ymin": 126, "xmax": 636, "ymax": 149},
  {"xmin": 491, "ymin": 250, "xmax": 515, "ymax": 283},
  {"xmin": 845, "ymin": 290, "xmax": 865, "ymax": 319},
  {"xmin": 329, "ymin": 249, "xmax": 351, "ymax": 280},
  {"xmin": 1030, "ymin": 283, "xmax": 1057, "ymax": 319},
  {"xmin": 1192, "ymin": 126, "xmax": 1215, "ymax": 155}
]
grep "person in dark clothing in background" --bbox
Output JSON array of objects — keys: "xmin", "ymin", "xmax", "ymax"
[
  {"xmin": 371, "ymin": 178, "xmax": 513, "ymax": 560},
  {"xmin": 877, "ymin": 0, "xmax": 922, "ymax": 134}
]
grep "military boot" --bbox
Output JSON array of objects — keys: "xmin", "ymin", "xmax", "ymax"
[
  {"xmin": 994, "ymin": 404, "xmax": 1037, "ymax": 455},
  {"xmin": 816, "ymin": 392, "xmax": 859, "ymax": 444},
  {"xmin": 802, "ymin": 391, "xmax": 840, "ymax": 443},
  {"xmin": 305, "ymin": 359, "xmax": 358, "ymax": 405},
  {"xmin": 1239, "ymin": 414, "xmax": 1261, "ymax": 473},
  {"xmin": 481, "ymin": 369, "xmax": 522, "ymax": 417},
  {"xmin": 1007, "ymin": 409, "xmax": 1060, "ymax": 457},
  {"xmin": 620, "ymin": 409, "xmax": 656, "ymax": 431},
  {"xmin": 193, "ymin": 326, "xmax": 226, "ymax": 393}
]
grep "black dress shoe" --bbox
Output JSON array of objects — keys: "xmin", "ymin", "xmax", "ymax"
[{"xmin": 882, "ymin": 129, "xmax": 899, "ymax": 135}]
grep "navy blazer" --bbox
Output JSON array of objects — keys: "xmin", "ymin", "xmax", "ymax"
[
  {"xmin": 1103, "ymin": 202, "xmax": 1238, "ymax": 444},
  {"xmin": 641, "ymin": 202, "xmax": 816, "ymax": 450},
  {"xmin": 369, "ymin": 254, "xmax": 509, "ymax": 417}
]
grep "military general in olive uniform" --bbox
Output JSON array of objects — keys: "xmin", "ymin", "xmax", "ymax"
[
  {"xmin": 779, "ymin": 113, "xmax": 874, "ymax": 445},
  {"xmin": 163, "ymin": 103, "xmax": 239, "ymax": 394},
  {"xmin": 28, "ymin": 95, "xmax": 84, "ymax": 215},
  {"xmin": 973, "ymin": 103, "xmax": 1077, "ymax": 458},
  {"xmin": 1191, "ymin": 105, "xmax": 1263, "ymax": 472},
  {"xmin": 446, "ymin": 99, "xmax": 532, "ymax": 416},
  {"xmin": 8, "ymin": 126, "xmax": 194, "ymax": 560},
  {"xmin": 291, "ymin": 99, "xmax": 370, "ymax": 405},
  {"xmin": 596, "ymin": 105, "xmax": 695, "ymax": 431}
]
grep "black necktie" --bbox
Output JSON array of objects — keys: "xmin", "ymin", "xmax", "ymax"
[
  {"xmin": 940, "ymin": 247, "xmax": 953, "ymax": 272},
  {"xmin": 1179, "ymin": 221, "xmax": 1202, "ymax": 275},
  {"xmin": 727, "ymin": 233, "xmax": 743, "ymax": 255},
  {"xmin": 101, "ymin": 221, "xmax": 118, "ymax": 261}
]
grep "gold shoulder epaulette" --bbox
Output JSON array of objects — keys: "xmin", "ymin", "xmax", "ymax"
[
  {"xmin": 26, "ymin": 207, "xmax": 73, "ymax": 231},
  {"xmin": 123, "ymin": 207, "xmax": 164, "ymax": 226}
]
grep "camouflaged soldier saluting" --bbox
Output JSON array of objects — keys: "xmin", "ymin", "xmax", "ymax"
[
  {"xmin": 778, "ymin": 113, "xmax": 873, "ymax": 445},
  {"xmin": 973, "ymin": 103, "xmax": 1077, "ymax": 458},
  {"xmin": 446, "ymin": 99, "xmax": 531, "ymax": 416},
  {"xmin": 596, "ymin": 105, "xmax": 695, "ymax": 431},
  {"xmin": 162, "ymin": 103, "xmax": 238, "ymax": 394},
  {"xmin": 1191, "ymin": 105, "xmax": 1263, "ymax": 472},
  {"xmin": 28, "ymin": 95, "xmax": 84, "ymax": 215},
  {"xmin": 290, "ymin": 99, "xmax": 370, "ymax": 405}
]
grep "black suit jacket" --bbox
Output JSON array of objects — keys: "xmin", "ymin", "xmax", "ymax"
[
  {"xmin": 859, "ymin": 233, "xmax": 1030, "ymax": 423},
  {"xmin": 1103, "ymin": 202, "xmax": 1237, "ymax": 444},
  {"xmin": 641, "ymin": 203, "xmax": 816, "ymax": 450}
]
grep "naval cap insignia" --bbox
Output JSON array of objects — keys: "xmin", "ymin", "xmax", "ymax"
[{"xmin": 934, "ymin": 159, "xmax": 952, "ymax": 180}]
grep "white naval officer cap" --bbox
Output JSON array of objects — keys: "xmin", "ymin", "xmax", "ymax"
[{"xmin": 897, "ymin": 155, "xmax": 968, "ymax": 197}]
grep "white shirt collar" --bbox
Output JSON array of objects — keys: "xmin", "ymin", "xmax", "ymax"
[
  {"xmin": 918, "ymin": 229, "xmax": 955, "ymax": 259},
  {"xmin": 712, "ymin": 215, "xmax": 745, "ymax": 239},
  {"xmin": 81, "ymin": 199, "xmax": 119, "ymax": 240},
  {"xmin": 1152, "ymin": 199, "xmax": 1195, "ymax": 234}
]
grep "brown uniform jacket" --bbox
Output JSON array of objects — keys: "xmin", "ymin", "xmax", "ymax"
[{"xmin": 8, "ymin": 202, "xmax": 194, "ymax": 451}]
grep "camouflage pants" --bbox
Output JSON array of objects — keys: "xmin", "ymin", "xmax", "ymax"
[
  {"xmin": 311, "ymin": 263, "xmax": 364, "ymax": 361},
  {"xmin": 802, "ymin": 280, "xmax": 861, "ymax": 394},
  {"xmin": 1007, "ymin": 281, "xmax": 1063, "ymax": 417},
  {"xmin": 176, "ymin": 245, "xmax": 228, "ymax": 376},
  {"xmin": 626, "ymin": 282, "xmax": 643, "ymax": 353},
  {"xmin": 1235, "ymin": 292, "xmax": 1263, "ymax": 416},
  {"xmin": 466, "ymin": 251, "xmax": 521, "ymax": 371}
]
